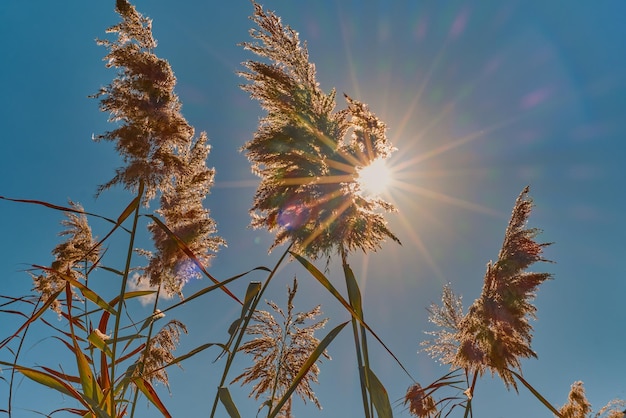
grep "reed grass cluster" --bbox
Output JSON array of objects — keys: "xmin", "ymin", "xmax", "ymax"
[{"xmin": 0, "ymin": 1, "xmax": 622, "ymax": 418}]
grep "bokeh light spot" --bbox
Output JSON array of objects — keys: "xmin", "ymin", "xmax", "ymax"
[{"xmin": 277, "ymin": 201, "xmax": 311, "ymax": 230}]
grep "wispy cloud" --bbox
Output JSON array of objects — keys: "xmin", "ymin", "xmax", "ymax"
[{"xmin": 127, "ymin": 273, "xmax": 174, "ymax": 307}]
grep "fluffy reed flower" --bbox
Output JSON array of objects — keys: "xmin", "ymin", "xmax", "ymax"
[
  {"xmin": 596, "ymin": 403, "xmax": 626, "ymax": 418},
  {"xmin": 232, "ymin": 278, "xmax": 329, "ymax": 416},
  {"xmin": 422, "ymin": 283, "xmax": 465, "ymax": 367},
  {"xmin": 143, "ymin": 132, "xmax": 225, "ymax": 297},
  {"xmin": 404, "ymin": 383, "xmax": 438, "ymax": 418},
  {"xmin": 559, "ymin": 381, "xmax": 593, "ymax": 418},
  {"xmin": 423, "ymin": 187, "xmax": 552, "ymax": 389},
  {"xmin": 559, "ymin": 381, "xmax": 626, "ymax": 418},
  {"xmin": 93, "ymin": 0, "xmax": 196, "ymax": 202},
  {"xmin": 240, "ymin": 2, "xmax": 399, "ymax": 259},
  {"xmin": 32, "ymin": 202, "xmax": 99, "ymax": 313},
  {"xmin": 95, "ymin": 0, "xmax": 224, "ymax": 296},
  {"xmin": 135, "ymin": 319, "xmax": 187, "ymax": 389}
]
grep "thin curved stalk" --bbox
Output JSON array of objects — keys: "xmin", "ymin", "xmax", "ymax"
[
  {"xmin": 129, "ymin": 284, "xmax": 162, "ymax": 418},
  {"xmin": 266, "ymin": 320, "xmax": 289, "ymax": 418},
  {"xmin": 508, "ymin": 368, "xmax": 563, "ymax": 418},
  {"xmin": 209, "ymin": 244, "xmax": 292, "ymax": 418},
  {"xmin": 462, "ymin": 371, "xmax": 477, "ymax": 418},
  {"xmin": 110, "ymin": 181, "xmax": 144, "ymax": 414},
  {"xmin": 7, "ymin": 296, "xmax": 42, "ymax": 418}
]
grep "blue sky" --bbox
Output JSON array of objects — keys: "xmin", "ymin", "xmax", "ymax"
[{"xmin": 1, "ymin": 1, "xmax": 625, "ymax": 417}]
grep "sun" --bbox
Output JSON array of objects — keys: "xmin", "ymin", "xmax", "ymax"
[{"xmin": 356, "ymin": 157, "xmax": 393, "ymax": 197}]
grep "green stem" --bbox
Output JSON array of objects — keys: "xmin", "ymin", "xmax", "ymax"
[
  {"xmin": 267, "ymin": 315, "xmax": 290, "ymax": 418},
  {"xmin": 209, "ymin": 244, "xmax": 292, "ymax": 418},
  {"xmin": 508, "ymin": 368, "xmax": 564, "ymax": 418},
  {"xmin": 463, "ymin": 370, "xmax": 478, "ymax": 418},
  {"xmin": 129, "ymin": 284, "xmax": 162, "ymax": 418},
  {"xmin": 110, "ymin": 181, "xmax": 144, "ymax": 415},
  {"xmin": 341, "ymin": 246, "xmax": 371, "ymax": 418},
  {"xmin": 8, "ymin": 296, "xmax": 42, "ymax": 418},
  {"xmin": 352, "ymin": 317, "xmax": 370, "ymax": 418}
]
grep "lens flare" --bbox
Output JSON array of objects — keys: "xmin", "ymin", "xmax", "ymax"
[{"xmin": 356, "ymin": 158, "xmax": 393, "ymax": 197}]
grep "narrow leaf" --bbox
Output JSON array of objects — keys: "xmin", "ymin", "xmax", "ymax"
[
  {"xmin": 99, "ymin": 265, "xmax": 124, "ymax": 276},
  {"xmin": 67, "ymin": 285, "xmax": 101, "ymax": 405},
  {"xmin": 117, "ymin": 195, "xmax": 140, "ymax": 225},
  {"xmin": 344, "ymin": 263, "xmax": 363, "ymax": 319},
  {"xmin": 15, "ymin": 366, "xmax": 91, "ymax": 410},
  {"xmin": 218, "ymin": 386, "xmax": 242, "ymax": 418},
  {"xmin": 71, "ymin": 278, "xmax": 116, "ymax": 316},
  {"xmin": 291, "ymin": 252, "xmax": 414, "ymax": 381},
  {"xmin": 134, "ymin": 378, "xmax": 172, "ymax": 418},
  {"xmin": 364, "ymin": 366, "xmax": 393, "ymax": 418},
  {"xmin": 159, "ymin": 268, "xmax": 268, "ymax": 315},
  {"xmin": 0, "ymin": 196, "xmax": 128, "ymax": 231},
  {"xmin": 119, "ymin": 290, "xmax": 155, "ymax": 301},
  {"xmin": 218, "ymin": 282, "xmax": 261, "ymax": 360},
  {"xmin": 0, "ymin": 289, "xmax": 63, "ymax": 350},
  {"xmin": 88, "ymin": 331, "xmax": 113, "ymax": 358},
  {"xmin": 41, "ymin": 366, "xmax": 81, "ymax": 384},
  {"xmin": 152, "ymin": 343, "xmax": 226, "ymax": 374},
  {"xmin": 32, "ymin": 265, "xmax": 117, "ymax": 315}
]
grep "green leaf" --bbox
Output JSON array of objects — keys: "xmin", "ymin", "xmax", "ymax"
[
  {"xmin": 161, "ymin": 268, "xmax": 265, "ymax": 314},
  {"xmin": 292, "ymin": 253, "xmax": 352, "ymax": 314},
  {"xmin": 134, "ymin": 377, "xmax": 172, "ymax": 418},
  {"xmin": 32, "ymin": 265, "xmax": 117, "ymax": 316},
  {"xmin": 99, "ymin": 265, "xmax": 125, "ymax": 276},
  {"xmin": 218, "ymin": 386, "xmax": 242, "ymax": 418},
  {"xmin": 0, "ymin": 288, "xmax": 63, "ymax": 350},
  {"xmin": 117, "ymin": 194, "xmax": 140, "ymax": 225},
  {"xmin": 216, "ymin": 282, "xmax": 262, "ymax": 363},
  {"xmin": 66, "ymin": 274, "xmax": 117, "ymax": 316},
  {"xmin": 121, "ymin": 290, "xmax": 156, "ymax": 301},
  {"xmin": 161, "ymin": 343, "xmax": 226, "ymax": 371},
  {"xmin": 344, "ymin": 263, "xmax": 363, "ymax": 319},
  {"xmin": 364, "ymin": 366, "xmax": 393, "ymax": 418},
  {"xmin": 269, "ymin": 321, "xmax": 349, "ymax": 418},
  {"xmin": 75, "ymin": 332, "xmax": 100, "ymax": 404},
  {"xmin": 15, "ymin": 365, "xmax": 91, "ymax": 410},
  {"xmin": 88, "ymin": 330, "xmax": 113, "ymax": 358},
  {"xmin": 291, "ymin": 252, "xmax": 415, "ymax": 382},
  {"xmin": 0, "ymin": 195, "xmax": 129, "ymax": 232}
]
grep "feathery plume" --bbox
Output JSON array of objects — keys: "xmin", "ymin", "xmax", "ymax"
[
  {"xmin": 558, "ymin": 381, "xmax": 626, "ymax": 418},
  {"xmin": 135, "ymin": 319, "xmax": 187, "ymax": 389},
  {"xmin": 32, "ymin": 202, "xmax": 99, "ymax": 313},
  {"xmin": 424, "ymin": 187, "xmax": 552, "ymax": 389},
  {"xmin": 143, "ymin": 132, "xmax": 225, "ymax": 297},
  {"xmin": 93, "ymin": 0, "xmax": 196, "ymax": 203},
  {"xmin": 404, "ymin": 383, "xmax": 438, "ymax": 418},
  {"xmin": 94, "ymin": 0, "xmax": 223, "ymax": 296},
  {"xmin": 240, "ymin": 2, "xmax": 399, "ymax": 259},
  {"xmin": 232, "ymin": 278, "xmax": 329, "ymax": 415},
  {"xmin": 559, "ymin": 381, "xmax": 592, "ymax": 418},
  {"xmin": 421, "ymin": 283, "xmax": 464, "ymax": 366}
]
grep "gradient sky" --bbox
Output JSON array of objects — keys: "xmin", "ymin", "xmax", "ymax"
[{"xmin": 1, "ymin": 1, "xmax": 625, "ymax": 417}]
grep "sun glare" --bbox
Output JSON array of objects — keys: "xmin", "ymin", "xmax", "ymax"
[{"xmin": 357, "ymin": 158, "xmax": 393, "ymax": 197}]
